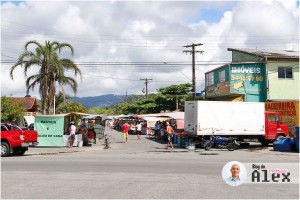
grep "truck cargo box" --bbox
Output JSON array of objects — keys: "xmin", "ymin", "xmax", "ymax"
[{"xmin": 184, "ymin": 101, "xmax": 265, "ymax": 136}]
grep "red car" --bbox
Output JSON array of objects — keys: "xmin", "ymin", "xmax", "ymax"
[{"xmin": 1, "ymin": 123, "xmax": 39, "ymax": 157}]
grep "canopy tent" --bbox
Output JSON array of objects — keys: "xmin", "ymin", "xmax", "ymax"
[
  {"xmin": 138, "ymin": 111, "xmax": 184, "ymax": 129},
  {"xmin": 140, "ymin": 116, "xmax": 171, "ymax": 128},
  {"xmin": 23, "ymin": 115, "xmax": 35, "ymax": 126}
]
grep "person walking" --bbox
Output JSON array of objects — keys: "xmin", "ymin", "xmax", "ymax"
[
  {"xmin": 166, "ymin": 122, "xmax": 174, "ymax": 150},
  {"xmin": 136, "ymin": 122, "xmax": 142, "ymax": 140},
  {"xmin": 154, "ymin": 121, "xmax": 161, "ymax": 139},
  {"xmin": 68, "ymin": 121, "xmax": 76, "ymax": 147},
  {"xmin": 122, "ymin": 122, "xmax": 129, "ymax": 143},
  {"xmin": 160, "ymin": 122, "xmax": 166, "ymax": 142}
]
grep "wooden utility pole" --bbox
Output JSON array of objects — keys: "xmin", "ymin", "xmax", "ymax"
[
  {"xmin": 140, "ymin": 78, "xmax": 153, "ymax": 98},
  {"xmin": 183, "ymin": 43, "xmax": 204, "ymax": 99}
]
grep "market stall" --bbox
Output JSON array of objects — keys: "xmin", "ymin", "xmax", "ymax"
[{"xmin": 34, "ymin": 112, "xmax": 91, "ymax": 147}]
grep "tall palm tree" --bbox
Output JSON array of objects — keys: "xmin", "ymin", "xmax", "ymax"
[{"xmin": 10, "ymin": 40, "xmax": 82, "ymax": 115}]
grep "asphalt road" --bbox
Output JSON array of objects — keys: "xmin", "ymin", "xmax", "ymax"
[{"xmin": 1, "ymin": 128, "xmax": 299, "ymax": 199}]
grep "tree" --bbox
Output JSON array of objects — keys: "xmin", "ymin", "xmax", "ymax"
[
  {"xmin": 10, "ymin": 40, "xmax": 81, "ymax": 115},
  {"xmin": 116, "ymin": 83, "xmax": 192, "ymax": 114},
  {"xmin": 55, "ymin": 91, "xmax": 70, "ymax": 113},
  {"xmin": 1, "ymin": 96, "xmax": 25, "ymax": 122},
  {"xmin": 57, "ymin": 101, "xmax": 88, "ymax": 114}
]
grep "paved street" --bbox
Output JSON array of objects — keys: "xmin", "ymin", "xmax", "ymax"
[{"xmin": 1, "ymin": 128, "xmax": 299, "ymax": 199}]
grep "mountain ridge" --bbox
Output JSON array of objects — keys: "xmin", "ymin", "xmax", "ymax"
[{"xmin": 70, "ymin": 94, "xmax": 128, "ymax": 108}]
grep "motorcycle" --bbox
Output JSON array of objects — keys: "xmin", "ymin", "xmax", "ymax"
[{"xmin": 203, "ymin": 135, "xmax": 239, "ymax": 151}]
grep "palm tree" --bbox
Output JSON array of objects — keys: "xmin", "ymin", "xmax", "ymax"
[{"xmin": 10, "ymin": 40, "xmax": 82, "ymax": 115}]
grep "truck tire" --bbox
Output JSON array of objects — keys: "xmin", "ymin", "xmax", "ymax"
[
  {"xmin": 13, "ymin": 148, "xmax": 27, "ymax": 156},
  {"xmin": 259, "ymin": 138, "xmax": 270, "ymax": 146},
  {"xmin": 227, "ymin": 143, "xmax": 235, "ymax": 151},
  {"xmin": 1, "ymin": 142, "xmax": 10, "ymax": 157},
  {"xmin": 276, "ymin": 135, "xmax": 285, "ymax": 141}
]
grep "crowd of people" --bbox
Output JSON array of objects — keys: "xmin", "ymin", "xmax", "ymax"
[
  {"xmin": 114, "ymin": 119, "xmax": 177, "ymax": 150},
  {"xmin": 153, "ymin": 121, "xmax": 175, "ymax": 149},
  {"xmin": 67, "ymin": 121, "xmax": 97, "ymax": 147},
  {"xmin": 67, "ymin": 117, "xmax": 179, "ymax": 150}
]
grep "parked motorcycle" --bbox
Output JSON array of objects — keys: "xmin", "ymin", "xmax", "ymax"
[{"xmin": 203, "ymin": 135, "xmax": 239, "ymax": 151}]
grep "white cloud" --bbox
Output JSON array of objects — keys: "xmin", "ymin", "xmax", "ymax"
[{"xmin": 1, "ymin": 0, "xmax": 299, "ymax": 99}]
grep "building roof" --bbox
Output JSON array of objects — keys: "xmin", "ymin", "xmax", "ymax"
[
  {"xmin": 228, "ymin": 48, "xmax": 299, "ymax": 59},
  {"xmin": 9, "ymin": 97, "xmax": 37, "ymax": 110}
]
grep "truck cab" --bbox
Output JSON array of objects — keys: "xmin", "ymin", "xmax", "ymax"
[{"xmin": 261, "ymin": 112, "xmax": 289, "ymax": 145}]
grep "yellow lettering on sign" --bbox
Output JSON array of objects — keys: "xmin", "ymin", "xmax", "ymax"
[{"xmin": 233, "ymin": 81, "xmax": 244, "ymax": 90}]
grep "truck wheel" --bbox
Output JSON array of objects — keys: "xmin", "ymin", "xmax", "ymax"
[
  {"xmin": 276, "ymin": 135, "xmax": 285, "ymax": 141},
  {"xmin": 227, "ymin": 143, "xmax": 235, "ymax": 151},
  {"xmin": 1, "ymin": 142, "xmax": 10, "ymax": 157},
  {"xmin": 13, "ymin": 148, "xmax": 26, "ymax": 156},
  {"xmin": 259, "ymin": 138, "xmax": 269, "ymax": 146}
]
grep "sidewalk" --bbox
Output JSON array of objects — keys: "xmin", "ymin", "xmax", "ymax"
[{"xmin": 26, "ymin": 138, "xmax": 106, "ymax": 156}]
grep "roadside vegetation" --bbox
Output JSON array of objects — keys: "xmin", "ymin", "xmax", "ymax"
[
  {"xmin": 1, "ymin": 96, "xmax": 25, "ymax": 122},
  {"xmin": 10, "ymin": 40, "xmax": 82, "ymax": 115}
]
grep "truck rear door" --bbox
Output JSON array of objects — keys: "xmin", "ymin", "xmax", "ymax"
[{"xmin": 184, "ymin": 101, "xmax": 197, "ymax": 135}]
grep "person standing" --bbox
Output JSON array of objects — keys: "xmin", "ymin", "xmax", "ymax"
[
  {"xmin": 154, "ymin": 121, "xmax": 161, "ymax": 139},
  {"xmin": 166, "ymin": 122, "xmax": 174, "ymax": 150},
  {"xmin": 122, "ymin": 122, "xmax": 129, "ymax": 143},
  {"xmin": 136, "ymin": 122, "xmax": 142, "ymax": 140},
  {"xmin": 160, "ymin": 122, "xmax": 166, "ymax": 142},
  {"xmin": 69, "ymin": 121, "xmax": 76, "ymax": 147}
]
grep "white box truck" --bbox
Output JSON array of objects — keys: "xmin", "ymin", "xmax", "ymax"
[{"xmin": 184, "ymin": 101, "xmax": 289, "ymax": 145}]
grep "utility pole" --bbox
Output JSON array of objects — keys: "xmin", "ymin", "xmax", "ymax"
[
  {"xmin": 183, "ymin": 43, "xmax": 204, "ymax": 99},
  {"xmin": 140, "ymin": 78, "xmax": 153, "ymax": 98}
]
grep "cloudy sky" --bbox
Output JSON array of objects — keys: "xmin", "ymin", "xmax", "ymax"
[{"xmin": 1, "ymin": 0, "xmax": 299, "ymax": 99}]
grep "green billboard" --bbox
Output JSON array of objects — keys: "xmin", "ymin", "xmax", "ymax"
[
  {"xmin": 35, "ymin": 116, "xmax": 65, "ymax": 146},
  {"xmin": 230, "ymin": 63, "xmax": 266, "ymax": 102}
]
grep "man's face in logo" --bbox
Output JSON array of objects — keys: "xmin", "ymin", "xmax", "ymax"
[{"xmin": 230, "ymin": 164, "xmax": 240, "ymax": 178}]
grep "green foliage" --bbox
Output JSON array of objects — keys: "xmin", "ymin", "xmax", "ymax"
[
  {"xmin": 114, "ymin": 83, "xmax": 193, "ymax": 114},
  {"xmin": 88, "ymin": 107, "xmax": 111, "ymax": 115},
  {"xmin": 61, "ymin": 84, "xmax": 194, "ymax": 116},
  {"xmin": 1, "ymin": 96, "xmax": 25, "ymax": 122},
  {"xmin": 157, "ymin": 83, "xmax": 192, "ymax": 95},
  {"xmin": 55, "ymin": 91, "xmax": 70, "ymax": 112},
  {"xmin": 56, "ymin": 101, "xmax": 88, "ymax": 114}
]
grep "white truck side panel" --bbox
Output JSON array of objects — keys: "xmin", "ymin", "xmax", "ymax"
[{"xmin": 184, "ymin": 101, "xmax": 265, "ymax": 136}]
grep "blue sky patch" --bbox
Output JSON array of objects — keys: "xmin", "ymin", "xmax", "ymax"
[{"xmin": 1, "ymin": 0, "xmax": 24, "ymax": 6}]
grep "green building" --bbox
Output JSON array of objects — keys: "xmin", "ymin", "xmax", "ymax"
[{"xmin": 205, "ymin": 49, "xmax": 299, "ymax": 102}]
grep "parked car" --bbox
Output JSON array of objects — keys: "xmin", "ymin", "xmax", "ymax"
[{"xmin": 1, "ymin": 123, "xmax": 39, "ymax": 157}]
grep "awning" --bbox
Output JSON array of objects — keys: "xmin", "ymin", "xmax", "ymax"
[
  {"xmin": 24, "ymin": 116, "xmax": 35, "ymax": 125},
  {"xmin": 176, "ymin": 119, "xmax": 184, "ymax": 129}
]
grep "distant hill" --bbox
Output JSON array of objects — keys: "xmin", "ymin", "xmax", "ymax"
[{"xmin": 70, "ymin": 94, "xmax": 129, "ymax": 108}]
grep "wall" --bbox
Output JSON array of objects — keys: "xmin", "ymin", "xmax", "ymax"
[
  {"xmin": 205, "ymin": 65, "xmax": 230, "ymax": 98},
  {"xmin": 232, "ymin": 51, "xmax": 264, "ymax": 62},
  {"xmin": 267, "ymin": 61, "xmax": 299, "ymax": 100},
  {"xmin": 205, "ymin": 63, "xmax": 267, "ymax": 102},
  {"xmin": 230, "ymin": 63, "xmax": 266, "ymax": 102}
]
